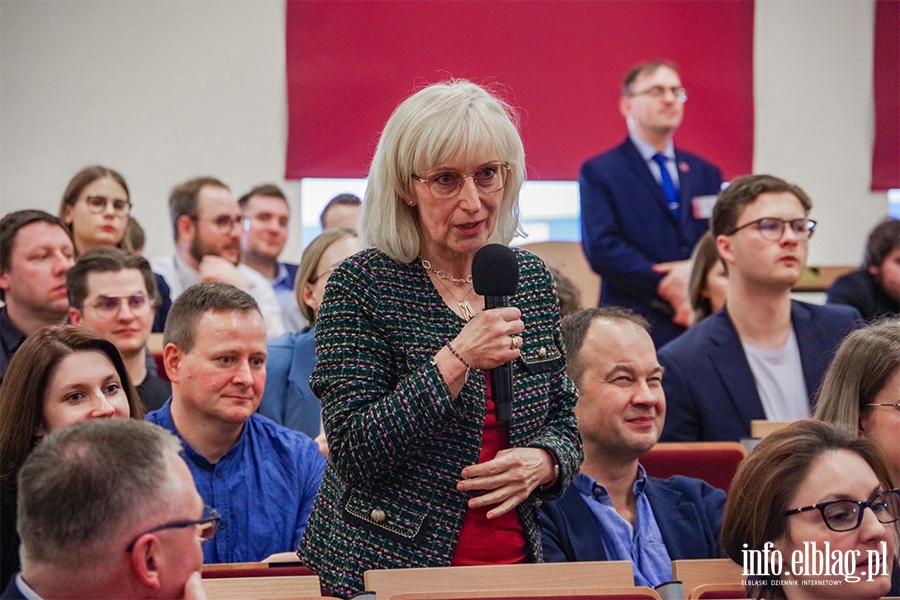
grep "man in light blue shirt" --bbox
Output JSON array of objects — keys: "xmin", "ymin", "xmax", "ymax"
[{"xmin": 539, "ymin": 307, "xmax": 725, "ymax": 586}]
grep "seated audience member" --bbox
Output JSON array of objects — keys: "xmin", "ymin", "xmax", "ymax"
[
  {"xmin": 150, "ymin": 177, "xmax": 285, "ymax": 338},
  {"xmin": 238, "ymin": 184, "xmax": 305, "ymax": 332},
  {"xmin": 814, "ymin": 317, "xmax": 900, "ymax": 485},
  {"xmin": 146, "ymin": 282, "xmax": 325, "ymax": 563},
  {"xmin": 539, "ymin": 307, "xmax": 725, "ymax": 586},
  {"xmin": 0, "ymin": 326, "xmax": 144, "ymax": 591},
  {"xmin": 319, "ymin": 193, "xmax": 361, "ymax": 230},
  {"xmin": 0, "ymin": 211, "xmax": 75, "ymax": 383},
  {"xmin": 722, "ymin": 420, "xmax": 899, "ymax": 600},
  {"xmin": 58, "ymin": 165, "xmax": 133, "ymax": 256},
  {"xmin": 548, "ymin": 266, "xmax": 581, "ymax": 317},
  {"xmin": 827, "ymin": 218, "xmax": 900, "ymax": 321},
  {"xmin": 259, "ymin": 228, "xmax": 362, "ymax": 446},
  {"xmin": 6, "ymin": 419, "xmax": 209, "ymax": 600},
  {"xmin": 688, "ymin": 231, "xmax": 728, "ymax": 325},
  {"xmin": 658, "ymin": 175, "xmax": 861, "ymax": 442},
  {"xmin": 67, "ymin": 247, "xmax": 171, "ymax": 411}
]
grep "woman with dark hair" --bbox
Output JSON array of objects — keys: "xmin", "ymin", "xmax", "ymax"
[
  {"xmin": 815, "ymin": 317, "xmax": 900, "ymax": 486},
  {"xmin": 58, "ymin": 165, "xmax": 132, "ymax": 256},
  {"xmin": 0, "ymin": 325, "xmax": 144, "ymax": 589},
  {"xmin": 722, "ymin": 420, "xmax": 899, "ymax": 600},
  {"xmin": 688, "ymin": 231, "xmax": 727, "ymax": 325}
]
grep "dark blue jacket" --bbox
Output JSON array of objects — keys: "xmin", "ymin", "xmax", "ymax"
[
  {"xmin": 258, "ymin": 327, "xmax": 322, "ymax": 439},
  {"xmin": 658, "ymin": 301, "xmax": 862, "ymax": 441},
  {"xmin": 579, "ymin": 137, "xmax": 722, "ymax": 347},
  {"xmin": 539, "ymin": 474, "xmax": 725, "ymax": 563}
]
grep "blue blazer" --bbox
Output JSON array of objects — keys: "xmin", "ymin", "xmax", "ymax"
[
  {"xmin": 579, "ymin": 137, "xmax": 722, "ymax": 346},
  {"xmin": 258, "ymin": 327, "xmax": 322, "ymax": 439},
  {"xmin": 658, "ymin": 301, "xmax": 862, "ymax": 441},
  {"xmin": 0, "ymin": 577, "xmax": 25, "ymax": 600},
  {"xmin": 539, "ymin": 474, "xmax": 726, "ymax": 563}
]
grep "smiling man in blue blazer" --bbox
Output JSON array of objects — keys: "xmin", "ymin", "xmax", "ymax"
[
  {"xmin": 580, "ymin": 61, "xmax": 723, "ymax": 347},
  {"xmin": 540, "ymin": 307, "xmax": 725, "ymax": 587},
  {"xmin": 659, "ymin": 175, "xmax": 861, "ymax": 442}
]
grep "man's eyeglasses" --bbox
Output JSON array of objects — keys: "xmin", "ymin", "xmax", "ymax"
[
  {"xmin": 784, "ymin": 489, "xmax": 900, "ymax": 532},
  {"xmin": 126, "ymin": 506, "xmax": 220, "ymax": 552},
  {"xmin": 83, "ymin": 195, "xmax": 131, "ymax": 216},
  {"xmin": 411, "ymin": 162, "xmax": 510, "ymax": 201},
  {"xmin": 192, "ymin": 215, "xmax": 243, "ymax": 234},
  {"xmin": 727, "ymin": 217, "xmax": 817, "ymax": 241},
  {"xmin": 89, "ymin": 295, "xmax": 154, "ymax": 318},
  {"xmin": 628, "ymin": 86, "xmax": 687, "ymax": 103}
]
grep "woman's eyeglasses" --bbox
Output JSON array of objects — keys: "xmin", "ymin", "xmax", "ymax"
[
  {"xmin": 411, "ymin": 162, "xmax": 509, "ymax": 201},
  {"xmin": 784, "ymin": 489, "xmax": 900, "ymax": 532},
  {"xmin": 126, "ymin": 506, "xmax": 220, "ymax": 552},
  {"xmin": 83, "ymin": 195, "xmax": 132, "ymax": 216}
]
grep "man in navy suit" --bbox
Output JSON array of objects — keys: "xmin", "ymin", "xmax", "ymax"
[
  {"xmin": 580, "ymin": 61, "xmax": 723, "ymax": 347},
  {"xmin": 539, "ymin": 307, "xmax": 725, "ymax": 587},
  {"xmin": 659, "ymin": 175, "xmax": 861, "ymax": 442}
]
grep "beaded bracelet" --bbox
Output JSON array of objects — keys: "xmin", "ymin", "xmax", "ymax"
[{"xmin": 445, "ymin": 341, "xmax": 471, "ymax": 385}]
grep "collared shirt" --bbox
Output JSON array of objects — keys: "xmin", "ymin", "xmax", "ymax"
[
  {"xmin": 146, "ymin": 400, "xmax": 325, "ymax": 563},
  {"xmin": 0, "ymin": 307, "xmax": 27, "ymax": 384},
  {"xmin": 572, "ymin": 467, "xmax": 673, "ymax": 587},
  {"xmin": 271, "ymin": 263, "xmax": 306, "ymax": 333},
  {"xmin": 149, "ymin": 253, "xmax": 286, "ymax": 338},
  {"xmin": 629, "ymin": 131, "xmax": 680, "ymax": 190},
  {"xmin": 14, "ymin": 574, "xmax": 42, "ymax": 600}
]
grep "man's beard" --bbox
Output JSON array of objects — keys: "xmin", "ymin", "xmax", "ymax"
[{"xmin": 190, "ymin": 236, "xmax": 240, "ymax": 265}]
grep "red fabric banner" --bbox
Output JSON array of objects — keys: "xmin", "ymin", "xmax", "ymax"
[
  {"xmin": 285, "ymin": 1, "xmax": 754, "ymax": 182},
  {"xmin": 872, "ymin": 0, "xmax": 900, "ymax": 191}
]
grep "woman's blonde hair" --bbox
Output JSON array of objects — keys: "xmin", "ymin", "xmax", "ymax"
[
  {"xmin": 688, "ymin": 232, "xmax": 722, "ymax": 325},
  {"xmin": 294, "ymin": 228, "xmax": 359, "ymax": 324},
  {"xmin": 814, "ymin": 317, "xmax": 900, "ymax": 434},
  {"xmin": 359, "ymin": 80, "xmax": 525, "ymax": 263}
]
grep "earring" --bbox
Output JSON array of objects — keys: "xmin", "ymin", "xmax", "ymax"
[{"xmin": 407, "ymin": 201, "xmax": 416, "ymax": 207}]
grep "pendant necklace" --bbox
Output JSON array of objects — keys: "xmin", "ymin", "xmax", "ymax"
[{"xmin": 420, "ymin": 258, "xmax": 476, "ymax": 321}]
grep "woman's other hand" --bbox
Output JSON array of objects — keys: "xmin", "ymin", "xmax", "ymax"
[{"xmin": 456, "ymin": 447, "xmax": 556, "ymax": 519}]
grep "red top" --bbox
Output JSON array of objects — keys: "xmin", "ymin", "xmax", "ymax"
[{"xmin": 451, "ymin": 378, "xmax": 528, "ymax": 565}]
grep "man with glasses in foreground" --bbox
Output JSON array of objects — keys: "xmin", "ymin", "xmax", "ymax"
[
  {"xmin": 4, "ymin": 419, "xmax": 210, "ymax": 600},
  {"xmin": 658, "ymin": 175, "xmax": 861, "ymax": 441},
  {"xmin": 150, "ymin": 177, "xmax": 284, "ymax": 337},
  {"xmin": 67, "ymin": 247, "xmax": 171, "ymax": 411},
  {"xmin": 579, "ymin": 61, "xmax": 723, "ymax": 347}
]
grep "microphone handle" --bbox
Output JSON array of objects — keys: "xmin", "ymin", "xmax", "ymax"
[{"xmin": 484, "ymin": 295, "xmax": 513, "ymax": 423}]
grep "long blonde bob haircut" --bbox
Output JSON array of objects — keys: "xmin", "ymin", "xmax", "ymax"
[{"xmin": 359, "ymin": 80, "xmax": 526, "ymax": 263}]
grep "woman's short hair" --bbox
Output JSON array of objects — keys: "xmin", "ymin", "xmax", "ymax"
[
  {"xmin": 0, "ymin": 325, "xmax": 144, "ymax": 482},
  {"xmin": 58, "ymin": 165, "xmax": 132, "ymax": 254},
  {"xmin": 721, "ymin": 420, "xmax": 893, "ymax": 600},
  {"xmin": 359, "ymin": 80, "xmax": 526, "ymax": 263},
  {"xmin": 814, "ymin": 317, "xmax": 900, "ymax": 435},
  {"xmin": 294, "ymin": 228, "xmax": 358, "ymax": 325},
  {"xmin": 688, "ymin": 232, "xmax": 720, "ymax": 325}
]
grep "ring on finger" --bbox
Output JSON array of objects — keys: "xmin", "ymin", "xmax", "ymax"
[{"xmin": 510, "ymin": 335, "xmax": 521, "ymax": 350}]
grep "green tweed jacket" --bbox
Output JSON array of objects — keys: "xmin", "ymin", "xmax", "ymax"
[{"xmin": 298, "ymin": 248, "xmax": 582, "ymax": 598}]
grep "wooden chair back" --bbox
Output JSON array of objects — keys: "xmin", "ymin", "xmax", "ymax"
[
  {"xmin": 641, "ymin": 442, "xmax": 747, "ymax": 492},
  {"xmin": 688, "ymin": 582, "xmax": 748, "ymax": 599},
  {"xmin": 672, "ymin": 559, "xmax": 744, "ymax": 600},
  {"xmin": 388, "ymin": 587, "xmax": 661, "ymax": 600},
  {"xmin": 201, "ymin": 574, "xmax": 322, "ymax": 599},
  {"xmin": 365, "ymin": 561, "xmax": 633, "ymax": 600},
  {"xmin": 750, "ymin": 420, "xmax": 791, "ymax": 440}
]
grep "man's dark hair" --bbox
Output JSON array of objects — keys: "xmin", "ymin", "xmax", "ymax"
[
  {"xmin": 0, "ymin": 210, "xmax": 72, "ymax": 302},
  {"xmin": 17, "ymin": 419, "xmax": 181, "ymax": 567},
  {"xmin": 711, "ymin": 174, "xmax": 813, "ymax": 239},
  {"xmin": 168, "ymin": 177, "xmax": 228, "ymax": 242},
  {"xmin": 560, "ymin": 307, "xmax": 650, "ymax": 387},
  {"xmin": 125, "ymin": 217, "xmax": 145, "ymax": 254},
  {"xmin": 622, "ymin": 60, "xmax": 680, "ymax": 96},
  {"xmin": 163, "ymin": 282, "xmax": 260, "ymax": 353},
  {"xmin": 319, "ymin": 193, "xmax": 361, "ymax": 229},
  {"xmin": 66, "ymin": 247, "xmax": 160, "ymax": 310},
  {"xmin": 864, "ymin": 218, "xmax": 900, "ymax": 269},
  {"xmin": 237, "ymin": 184, "xmax": 287, "ymax": 209}
]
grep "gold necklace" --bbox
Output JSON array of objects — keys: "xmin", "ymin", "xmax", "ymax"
[
  {"xmin": 420, "ymin": 258, "xmax": 472, "ymax": 284},
  {"xmin": 422, "ymin": 260, "xmax": 476, "ymax": 321}
]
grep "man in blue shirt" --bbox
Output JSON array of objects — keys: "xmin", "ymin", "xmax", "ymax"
[
  {"xmin": 146, "ymin": 282, "xmax": 325, "ymax": 564},
  {"xmin": 539, "ymin": 307, "xmax": 725, "ymax": 586}
]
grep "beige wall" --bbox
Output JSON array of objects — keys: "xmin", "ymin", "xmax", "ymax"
[{"xmin": 0, "ymin": 0, "xmax": 887, "ymax": 264}]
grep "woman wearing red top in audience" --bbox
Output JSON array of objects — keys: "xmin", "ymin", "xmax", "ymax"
[{"xmin": 298, "ymin": 80, "xmax": 582, "ymax": 598}]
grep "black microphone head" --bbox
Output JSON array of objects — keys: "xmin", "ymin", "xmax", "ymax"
[{"xmin": 472, "ymin": 244, "xmax": 518, "ymax": 296}]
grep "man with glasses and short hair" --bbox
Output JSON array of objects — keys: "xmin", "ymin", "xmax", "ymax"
[
  {"xmin": 3, "ymin": 419, "xmax": 209, "ymax": 599},
  {"xmin": 580, "ymin": 61, "xmax": 723, "ymax": 347},
  {"xmin": 0, "ymin": 210, "xmax": 75, "ymax": 384},
  {"xmin": 658, "ymin": 174, "xmax": 861, "ymax": 442},
  {"xmin": 150, "ymin": 177, "xmax": 284, "ymax": 337},
  {"xmin": 67, "ymin": 247, "xmax": 171, "ymax": 411}
]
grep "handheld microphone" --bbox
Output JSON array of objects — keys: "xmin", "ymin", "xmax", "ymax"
[{"xmin": 472, "ymin": 244, "xmax": 519, "ymax": 423}]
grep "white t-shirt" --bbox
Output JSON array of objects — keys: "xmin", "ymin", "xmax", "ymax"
[{"xmin": 742, "ymin": 327, "xmax": 810, "ymax": 422}]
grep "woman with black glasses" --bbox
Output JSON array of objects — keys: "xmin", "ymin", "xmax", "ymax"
[
  {"xmin": 722, "ymin": 420, "xmax": 899, "ymax": 599},
  {"xmin": 58, "ymin": 165, "xmax": 133, "ymax": 256}
]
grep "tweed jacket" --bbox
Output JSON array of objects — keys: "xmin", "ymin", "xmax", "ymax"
[{"xmin": 298, "ymin": 248, "xmax": 582, "ymax": 598}]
